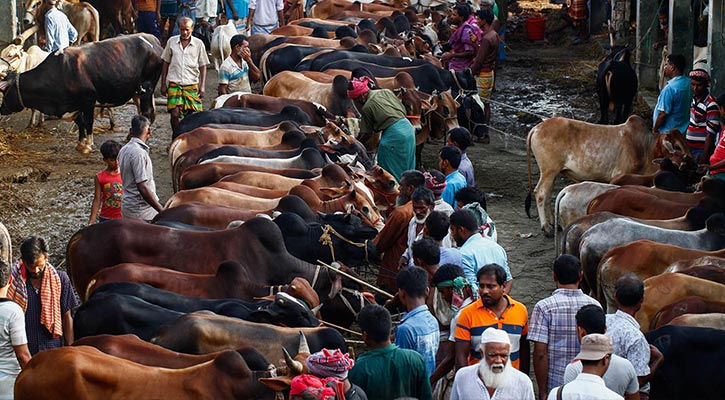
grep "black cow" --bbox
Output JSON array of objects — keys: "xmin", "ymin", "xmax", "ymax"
[
  {"xmin": 358, "ymin": 19, "xmax": 378, "ymax": 35},
  {"xmin": 393, "ymin": 14, "xmax": 411, "ymax": 34},
  {"xmin": 596, "ymin": 48, "xmax": 638, "ymax": 124},
  {"xmin": 173, "ymin": 105, "xmax": 312, "ymax": 138},
  {"xmin": 0, "ymin": 34, "xmax": 163, "ymax": 153},
  {"xmin": 295, "ymin": 50, "xmax": 429, "ymax": 72},
  {"xmin": 274, "ymin": 212, "xmax": 379, "ymax": 267},
  {"xmin": 457, "ymin": 93, "xmax": 488, "ymax": 139},
  {"xmin": 260, "ymin": 43, "xmax": 334, "ymax": 80},
  {"xmin": 93, "ymin": 282, "xmax": 319, "ymax": 326},
  {"xmin": 335, "ymin": 26, "xmax": 358, "ymax": 39},
  {"xmin": 646, "ymin": 325, "xmax": 725, "ymax": 400}
]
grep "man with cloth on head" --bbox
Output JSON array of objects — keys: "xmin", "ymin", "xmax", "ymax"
[
  {"xmin": 548, "ymin": 334, "xmax": 623, "ymax": 399},
  {"xmin": 306, "ymin": 348, "xmax": 368, "ymax": 400},
  {"xmin": 451, "ymin": 327, "xmax": 535, "ymax": 400},
  {"xmin": 348, "ymin": 76, "xmax": 416, "ymax": 182},
  {"xmin": 685, "ymin": 69, "xmax": 721, "ymax": 162}
]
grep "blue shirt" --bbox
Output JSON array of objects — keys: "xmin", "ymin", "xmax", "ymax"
[
  {"xmin": 459, "ymin": 233, "xmax": 510, "ymax": 296},
  {"xmin": 440, "ymin": 247, "xmax": 462, "ymax": 267},
  {"xmin": 395, "ymin": 305, "xmax": 440, "ymax": 377},
  {"xmin": 45, "ymin": 8, "xmax": 78, "ymax": 53},
  {"xmin": 442, "ymin": 171, "xmax": 467, "ymax": 208},
  {"xmin": 458, "ymin": 153, "xmax": 475, "ymax": 187},
  {"xmin": 653, "ymin": 75, "xmax": 692, "ymax": 134}
]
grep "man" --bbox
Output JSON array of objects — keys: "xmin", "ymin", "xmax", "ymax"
[
  {"xmin": 348, "ymin": 77, "xmax": 416, "ymax": 182},
  {"xmin": 195, "ymin": 0, "xmax": 218, "ymax": 45},
  {"xmin": 424, "ymin": 170, "xmax": 454, "ymax": 216},
  {"xmin": 652, "ymin": 54, "xmax": 691, "ymax": 135},
  {"xmin": 606, "ymin": 274, "xmax": 663, "ymax": 400},
  {"xmin": 395, "ymin": 266, "xmax": 440, "ymax": 377},
  {"xmin": 441, "ymin": 3, "xmax": 482, "ymax": 71},
  {"xmin": 401, "ymin": 187, "xmax": 450, "ymax": 268},
  {"xmin": 548, "ymin": 334, "xmax": 623, "ymax": 400},
  {"xmin": 8, "ymin": 237, "xmax": 77, "ymax": 355},
  {"xmin": 449, "ymin": 209, "xmax": 510, "ymax": 295},
  {"xmin": 0, "ymin": 260, "xmax": 31, "ymax": 398},
  {"xmin": 374, "ymin": 170, "xmax": 425, "ymax": 291},
  {"xmin": 455, "ymin": 187, "xmax": 497, "ymax": 242},
  {"xmin": 529, "ymin": 255, "xmax": 601, "ymax": 400},
  {"xmin": 306, "ymin": 348, "xmax": 367, "ymax": 400},
  {"xmin": 218, "ymin": 34, "xmax": 260, "ymax": 95},
  {"xmin": 134, "ymin": 0, "xmax": 162, "ymax": 39},
  {"xmin": 568, "ymin": 0, "xmax": 589, "ymax": 44},
  {"xmin": 471, "ymin": 8, "xmax": 499, "ymax": 144},
  {"xmin": 685, "ymin": 69, "xmax": 721, "ymax": 162},
  {"xmin": 411, "ymin": 237, "xmax": 441, "ymax": 279},
  {"xmin": 454, "ymin": 264, "xmax": 528, "ymax": 372},
  {"xmin": 40, "ymin": 0, "xmax": 78, "ymax": 53},
  {"xmin": 439, "ymin": 146, "xmax": 467, "ymax": 208},
  {"xmin": 160, "ymin": 17, "xmax": 210, "ymax": 132},
  {"xmin": 248, "ymin": 0, "xmax": 284, "ymax": 35},
  {"xmin": 451, "ymin": 328, "xmax": 535, "ymax": 400},
  {"xmin": 118, "ymin": 115, "xmax": 164, "ymax": 221},
  {"xmin": 447, "ymin": 128, "xmax": 475, "ymax": 186},
  {"xmin": 425, "ymin": 211, "xmax": 462, "ymax": 267},
  {"xmin": 706, "ymin": 94, "xmax": 725, "ymax": 180},
  {"xmin": 564, "ymin": 305, "xmax": 639, "ymax": 400},
  {"xmin": 349, "ymin": 304, "xmax": 432, "ymax": 400}
]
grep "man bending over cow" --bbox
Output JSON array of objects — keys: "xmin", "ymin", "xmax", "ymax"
[
  {"xmin": 8, "ymin": 237, "xmax": 77, "ymax": 355},
  {"xmin": 37, "ymin": 0, "xmax": 78, "ymax": 53},
  {"xmin": 161, "ymin": 17, "xmax": 210, "ymax": 132}
]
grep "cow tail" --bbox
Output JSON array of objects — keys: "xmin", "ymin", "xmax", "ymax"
[
  {"xmin": 64, "ymin": 231, "xmax": 82, "ymax": 283},
  {"xmin": 554, "ymin": 188, "xmax": 565, "ymax": 254},
  {"xmin": 525, "ymin": 129, "xmax": 533, "ymax": 218},
  {"xmin": 87, "ymin": 3, "xmax": 101, "ymax": 42},
  {"xmin": 169, "ymin": 140, "xmax": 181, "ymax": 192}
]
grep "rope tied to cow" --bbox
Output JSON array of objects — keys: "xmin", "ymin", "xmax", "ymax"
[{"xmin": 318, "ymin": 224, "xmax": 370, "ymax": 265}]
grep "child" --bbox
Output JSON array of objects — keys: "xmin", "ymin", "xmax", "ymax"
[{"xmin": 88, "ymin": 140, "xmax": 123, "ymax": 224}]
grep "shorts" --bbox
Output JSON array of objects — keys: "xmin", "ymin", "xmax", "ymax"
[{"xmin": 475, "ymin": 70, "xmax": 495, "ymax": 99}]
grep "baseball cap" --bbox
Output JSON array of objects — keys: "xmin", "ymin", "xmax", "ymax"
[{"xmin": 575, "ymin": 334, "xmax": 613, "ymax": 361}]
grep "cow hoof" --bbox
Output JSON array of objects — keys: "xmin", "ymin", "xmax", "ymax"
[
  {"xmin": 542, "ymin": 228, "xmax": 555, "ymax": 238},
  {"xmin": 75, "ymin": 143, "xmax": 93, "ymax": 154}
]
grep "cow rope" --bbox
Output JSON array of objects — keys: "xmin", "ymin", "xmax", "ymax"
[{"xmin": 318, "ymin": 224, "xmax": 370, "ymax": 265}]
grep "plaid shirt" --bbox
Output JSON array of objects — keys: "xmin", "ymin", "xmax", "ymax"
[{"xmin": 528, "ymin": 288, "xmax": 601, "ymax": 393}]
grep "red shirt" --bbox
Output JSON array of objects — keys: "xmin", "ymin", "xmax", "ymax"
[
  {"xmin": 97, "ymin": 170, "xmax": 123, "ymax": 219},
  {"xmin": 710, "ymin": 128, "xmax": 725, "ymax": 175}
]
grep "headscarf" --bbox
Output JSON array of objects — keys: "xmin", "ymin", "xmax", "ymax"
[
  {"xmin": 346, "ymin": 76, "xmax": 372, "ymax": 100},
  {"xmin": 424, "ymin": 171, "xmax": 447, "ymax": 195},
  {"xmin": 462, "ymin": 201, "xmax": 497, "ymax": 241},
  {"xmin": 689, "ymin": 69, "xmax": 710, "ymax": 83},
  {"xmin": 432, "ymin": 276, "xmax": 468, "ymax": 326},
  {"xmin": 305, "ymin": 349, "xmax": 355, "ymax": 379},
  {"xmin": 290, "ymin": 375, "xmax": 337, "ymax": 399}
]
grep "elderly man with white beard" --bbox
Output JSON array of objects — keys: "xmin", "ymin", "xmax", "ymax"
[{"xmin": 450, "ymin": 328, "xmax": 535, "ymax": 400}]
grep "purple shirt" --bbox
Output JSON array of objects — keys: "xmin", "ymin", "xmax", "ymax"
[
  {"xmin": 448, "ymin": 16, "xmax": 482, "ymax": 71},
  {"xmin": 24, "ymin": 270, "xmax": 78, "ymax": 355}
]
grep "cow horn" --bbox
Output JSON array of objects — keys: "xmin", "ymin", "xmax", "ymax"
[
  {"xmin": 298, "ymin": 332, "xmax": 310, "ymax": 355},
  {"xmin": 283, "ymin": 347, "xmax": 304, "ymax": 375},
  {"xmin": 310, "ymin": 303, "xmax": 323, "ymax": 314},
  {"xmin": 290, "ymin": 284, "xmax": 297, "ymax": 291}
]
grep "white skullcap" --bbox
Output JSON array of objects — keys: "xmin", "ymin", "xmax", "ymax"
[{"xmin": 476, "ymin": 328, "xmax": 511, "ymax": 352}]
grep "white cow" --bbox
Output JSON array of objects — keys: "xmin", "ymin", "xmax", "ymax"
[{"xmin": 211, "ymin": 19, "xmax": 238, "ymax": 71}]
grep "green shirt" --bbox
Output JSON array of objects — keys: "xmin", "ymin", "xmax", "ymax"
[
  {"xmin": 360, "ymin": 89, "xmax": 407, "ymax": 135},
  {"xmin": 348, "ymin": 344, "xmax": 433, "ymax": 400}
]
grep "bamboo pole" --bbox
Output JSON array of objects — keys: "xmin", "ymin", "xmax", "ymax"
[
  {"xmin": 320, "ymin": 320, "xmax": 363, "ymax": 337},
  {"xmin": 317, "ymin": 260, "xmax": 394, "ymax": 299}
]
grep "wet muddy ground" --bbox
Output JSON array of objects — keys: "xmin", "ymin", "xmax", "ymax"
[{"xmin": 0, "ymin": 6, "xmax": 653, "ymax": 317}]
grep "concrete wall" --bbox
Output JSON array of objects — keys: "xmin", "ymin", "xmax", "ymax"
[
  {"xmin": 709, "ymin": 0, "xmax": 724, "ymax": 91},
  {"xmin": 636, "ymin": 0, "xmax": 660, "ymax": 90},
  {"xmin": 0, "ymin": 0, "xmax": 18, "ymax": 46}
]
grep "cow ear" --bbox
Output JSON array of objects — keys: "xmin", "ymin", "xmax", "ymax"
[{"xmin": 259, "ymin": 377, "xmax": 293, "ymax": 391}]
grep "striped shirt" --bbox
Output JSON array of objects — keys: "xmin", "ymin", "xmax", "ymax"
[
  {"xmin": 527, "ymin": 289, "xmax": 601, "ymax": 393},
  {"xmin": 454, "ymin": 295, "xmax": 529, "ymax": 369},
  {"xmin": 685, "ymin": 93, "xmax": 721, "ymax": 156}
]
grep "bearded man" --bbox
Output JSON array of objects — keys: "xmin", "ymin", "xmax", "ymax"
[
  {"xmin": 451, "ymin": 327, "xmax": 535, "ymax": 399},
  {"xmin": 400, "ymin": 187, "xmax": 448, "ymax": 268}
]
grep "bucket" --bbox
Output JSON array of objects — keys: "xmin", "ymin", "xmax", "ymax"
[{"xmin": 525, "ymin": 17, "xmax": 546, "ymax": 41}]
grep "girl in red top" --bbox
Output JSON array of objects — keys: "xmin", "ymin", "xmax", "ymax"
[{"xmin": 88, "ymin": 140, "xmax": 123, "ymax": 224}]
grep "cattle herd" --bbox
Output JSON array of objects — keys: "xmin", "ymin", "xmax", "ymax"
[{"xmin": 1, "ymin": 0, "xmax": 724, "ymax": 398}]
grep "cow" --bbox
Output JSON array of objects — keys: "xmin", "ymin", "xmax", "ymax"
[
  {"xmin": 263, "ymin": 71, "xmax": 359, "ymax": 121},
  {"xmin": 524, "ymin": 115, "xmax": 692, "ymax": 236},
  {"xmin": 271, "ymin": 24, "xmax": 335, "ymax": 37},
  {"xmin": 219, "ymin": 163, "xmax": 351, "ymax": 191},
  {"xmin": 66, "ymin": 217, "xmax": 371, "ymax": 326},
  {"xmin": 310, "ymin": 0, "xmax": 395, "ymax": 19},
  {"xmin": 178, "ymin": 163, "xmax": 319, "ymax": 191},
  {"xmin": 24, "ymin": 0, "xmax": 100, "ymax": 43},
  {"xmin": 581, "ymin": 214, "xmax": 725, "ymax": 306},
  {"xmin": 610, "ymin": 157, "xmax": 704, "ymax": 188},
  {"xmin": 0, "ymin": 222, "xmax": 10, "ymax": 266},
  {"xmin": 596, "ymin": 48, "xmax": 638, "ymax": 124},
  {"xmin": 73, "ymin": 334, "xmax": 274, "ymax": 371},
  {"xmin": 215, "ymin": 93, "xmax": 333, "ymax": 126},
  {"xmin": 211, "ymin": 19, "xmax": 237, "ymax": 71},
  {"xmin": 636, "ymin": 273, "xmax": 725, "ymax": 329},
  {"xmin": 0, "ymin": 34, "xmax": 162, "ymax": 153},
  {"xmin": 646, "ymin": 325, "xmax": 725, "ymax": 399},
  {"xmin": 84, "ymin": 0, "xmax": 134, "ymax": 37},
  {"xmin": 249, "ymin": 34, "xmax": 341, "ymax": 66},
  {"xmin": 14, "ymin": 346, "xmax": 275, "ymax": 400},
  {"xmin": 152, "ymin": 311, "xmax": 346, "ymax": 362},
  {"xmin": 554, "ymin": 182, "xmax": 619, "ymax": 234},
  {"xmin": 199, "ymin": 147, "xmax": 326, "ymax": 170},
  {"xmin": 0, "ymin": 43, "xmax": 49, "ymax": 128},
  {"xmin": 259, "ymin": 44, "xmax": 337, "ymax": 82},
  {"xmin": 650, "ymin": 297, "xmax": 725, "ymax": 330},
  {"xmin": 668, "ymin": 256, "xmax": 725, "ymax": 272},
  {"xmin": 294, "ymin": 49, "xmax": 429, "ymax": 72},
  {"xmin": 667, "ymin": 313, "xmax": 725, "ymax": 330},
  {"xmin": 173, "ymin": 105, "xmax": 313, "ymax": 138}
]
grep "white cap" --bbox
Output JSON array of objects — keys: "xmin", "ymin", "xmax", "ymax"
[{"xmin": 475, "ymin": 328, "xmax": 511, "ymax": 352}]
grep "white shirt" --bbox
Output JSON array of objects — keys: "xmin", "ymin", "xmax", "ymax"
[
  {"xmin": 403, "ymin": 215, "xmax": 452, "ymax": 267},
  {"xmin": 0, "ymin": 301, "xmax": 26, "ymax": 376},
  {"xmin": 451, "ymin": 364, "xmax": 535, "ymax": 400},
  {"xmin": 195, "ymin": 0, "xmax": 217, "ymax": 19},
  {"xmin": 564, "ymin": 355, "xmax": 639, "ymax": 396},
  {"xmin": 161, "ymin": 35, "xmax": 210, "ymax": 86},
  {"xmin": 606, "ymin": 311, "xmax": 650, "ymax": 393},
  {"xmin": 434, "ymin": 198, "xmax": 454, "ymax": 216},
  {"xmin": 549, "ymin": 373, "xmax": 623, "ymax": 400},
  {"xmin": 218, "ymin": 56, "xmax": 251, "ymax": 93},
  {"xmin": 249, "ymin": 0, "xmax": 285, "ymax": 26}
]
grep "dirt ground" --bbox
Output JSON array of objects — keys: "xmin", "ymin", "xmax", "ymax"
[{"xmin": 0, "ymin": 4, "xmax": 653, "ymax": 316}]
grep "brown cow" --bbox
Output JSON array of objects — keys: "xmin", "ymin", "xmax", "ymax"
[
  {"xmin": 311, "ymin": 0, "xmax": 395, "ymax": 19},
  {"xmin": 667, "ymin": 313, "xmax": 725, "ymax": 330},
  {"xmin": 675, "ymin": 265, "xmax": 725, "ymax": 285},
  {"xmin": 219, "ymin": 163, "xmax": 350, "ymax": 191},
  {"xmin": 271, "ymin": 25, "xmax": 334, "ymax": 37},
  {"xmin": 525, "ymin": 115, "xmax": 691, "ymax": 236},
  {"xmin": 649, "ymin": 296, "xmax": 725, "ymax": 330},
  {"xmin": 249, "ymin": 34, "xmax": 341, "ymax": 66},
  {"xmin": 636, "ymin": 273, "xmax": 725, "ymax": 330},
  {"xmin": 668, "ymin": 256, "xmax": 725, "ymax": 272},
  {"xmin": 15, "ymin": 346, "xmax": 273, "ymax": 400},
  {"xmin": 210, "ymin": 182, "xmax": 290, "ymax": 199},
  {"xmin": 263, "ymin": 71, "xmax": 359, "ymax": 120},
  {"xmin": 179, "ymin": 162, "xmax": 319, "ymax": 191},
  {"xmin": 166, "ymin": 187, "xmax": 282, "ymax": 210}
]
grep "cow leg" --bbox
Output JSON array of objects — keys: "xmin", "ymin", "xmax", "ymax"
[
  {"xmin": 74, "ymin": 105, "xmax": 94, "ymax": 154},
  {"xmin": 534, "ymin": 172, "xmax": 557, "ymax": 236}
]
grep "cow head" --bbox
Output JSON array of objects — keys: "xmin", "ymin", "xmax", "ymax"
[
  {"xmin": 251, "ymin": 292, "xmax": 320, "ymax": 328},
  {"xmin": 426, "ymin": 89, "xmax": 460, "ymax": 138},
  {"xmin": 341, "ymin": 187, "xmax": 385, "ymax": 231},
  {"xmin": 0, "ymin": 45, "xmax": 25, "ymax": 79},
  {"xmin": 0, "ymin": 74, "xmax": 23, "ymax": 115},
  {"xmin": 317, "ymin": 212, "xmax": 381, "ymax": 266},
  {"xmin": 258, "ymin": 332, "xmax": 317, "ymax": 392},
  {"xmin": 655, "ymin": 128, "xmax": 692, "ymax": 165},
  {"xmin": 394, "ymin": 86, "xmax": 423, "ymax": 131},
  {"xmin": 23, "ymin": 0, "xmax": 40, "ymax": 26},
  {"xmin": 320, "ymin": 120, "xmax": 370, "ymax": 169},
  {"xmin": 363, "ymin": 165, "xmax": 400, "ymax": 212}
]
